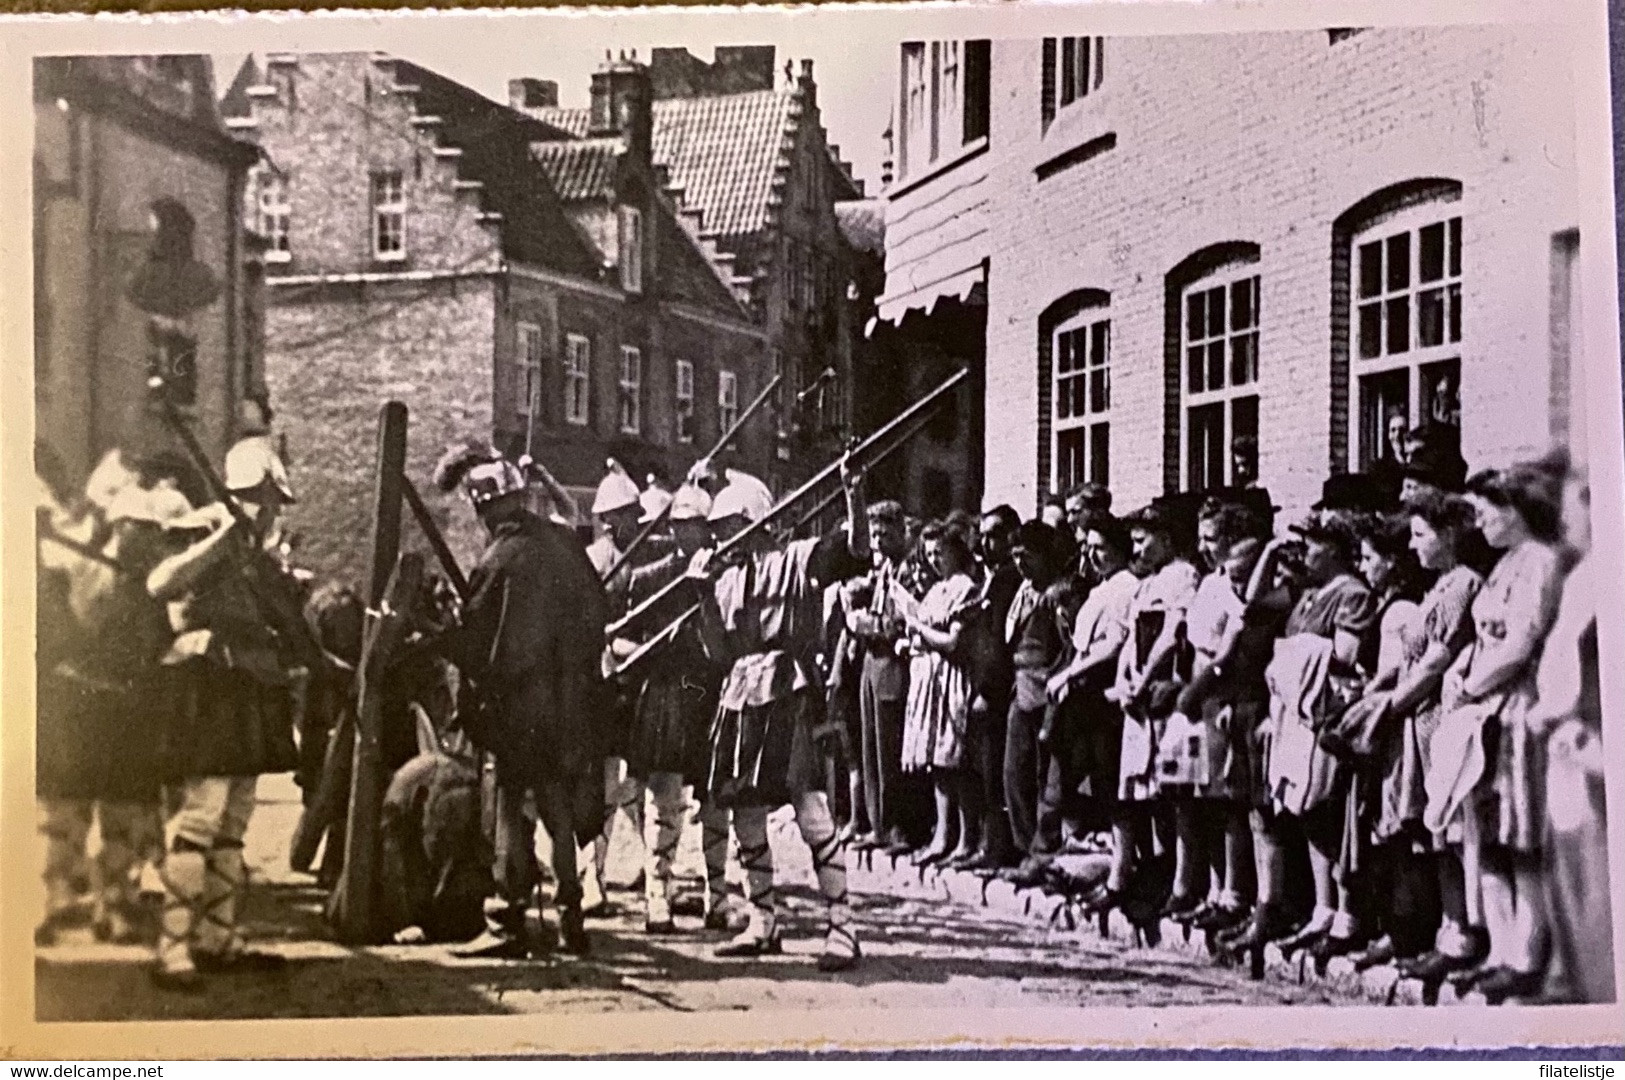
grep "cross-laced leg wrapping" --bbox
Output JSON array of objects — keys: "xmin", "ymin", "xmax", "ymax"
[
  {"xmin": 796, "ymin": 792, "xmax": 859, "ymax": 971},
  {"xmin": 643, "ymin": 773, "xmax": 684, "ymax": 926},
  {"xmin": 715, "ymin": 807, "xmax": 779, "ymax": 956},
  {"xmin": 155, "ymin": 844, "xmax": 206, "ymax": 980}
]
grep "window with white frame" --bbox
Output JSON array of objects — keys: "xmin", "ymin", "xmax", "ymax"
[
  {"xmin": 675, "ymin": 359, "xmax": 695, "ymax": 443},
  {"xmin": 619, "ymin": 205, "xmax": 644, "ymax": 294},
  {"xmin": 253, "ymin": 168, "xmax": 291, "ymax": 260},
  {"xmin": 1042, "ymin": 37, "xmax": 1104, "ymax": 126},
  {"xmin": 935, "ymin": 42, "xmax": 961, "ymax": 164},
  {"xmin": 900, "ymin": 43, "xmax": 929, "ymax": 179},
  {"xmin": 1349, "ymin": 205, "xmax": 1462, "ymax": 472},
  {"xmin": 618, "ymin": 345, "xmax": 642, "ymax": 434},
  {"xmin": 1181, "ymin": 265, "xmax": 1261, "ymax": 492},
  {"xmin": 371, "ymin": 170, "xmax": 406, "ymax": 260},
  {"xmin": 564, "ymin": 333, "xmax": 591, "ymax": 426},
  {"xmin": 517, "ymin": 321, "xmax": 543, "ymax": 421},
  {"xmin": 1052, "ymin": 306, "xmax": 1111, "ymax": 491},
  {"xmin": 718, "ymin": 369, "xmax": 739, "ymax": 433}
]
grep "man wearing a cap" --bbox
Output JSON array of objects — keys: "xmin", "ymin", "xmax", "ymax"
[
  {"xmin": 606, "ymin": 483, "xmax": 728, "ymax": 934},
  {"xmin": 35, "ymin": 462, "xmax": 191, "ymax": 949},
  {"xmin": 144, "ymin": 437, "xmax": 302, "ymax": 990},
  {"xmin": 585, "ymin": 458, "xmax": 645, "ymax": 579},
  {"xmin": 687, "ymin": 462, "xmax": 868, "ymax": 970},
  {"xmin": 431, "ymin": 445, "xmax": 608, "ymax": 959}
]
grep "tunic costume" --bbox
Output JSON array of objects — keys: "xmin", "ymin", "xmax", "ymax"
[
  {"xmin": 440, "ymin": 509, "xmax": 609, "ymax": 929},
  {"xmin": 900, "ymin": 572, "xmax": 979, "ymax": 773},
  {"xmin": 623, "ymin": 551, "xmax": 721, "ymax": 788},
  {"xmin": 1115, "ymin": 559, "xmax": 1200, "ymax": 803},
  {"xmin": 705, "ymin": 533, "xmax": 859, "ymax": 810},
  {"xmin": 152, "ymin": 512, "xmax": 303, "ymax": 980}
]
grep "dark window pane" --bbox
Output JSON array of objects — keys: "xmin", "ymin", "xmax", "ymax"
[
  {"xmin": 1386, "ymin": 233, "xmax": 1411, "ymax": 292},
  {"xmin": 1386, "ymin": 296, "xmax": 1410, "ymax": 354},
  {"xmin": 1091, "ymin": 421, "xmax": 1109, "ymax": 486},
  {"xmin": 1187, "ymin": 402, "xmax": 1225, "ymax": 492},
  {"xmin": 1358, "ymin": 303, "xmax": 1382, "ymax": 359},
  {"xmin": 1420, "ymin": 222, "xmax": 1445, "ymax": 283},
  {"xmin": 1358, "ymin": 241, "xmax": 1383, "ymax": 299},
  {"xmin": 1208, "ymin": 341, "xmax": 1226, "ymax": 390},
  {"xmin": 1187, "ymin": 292, "xmax": 1204, "ymax": 341},
  {"xmin": 1079, "ymin": 38, "xmax": 1092, "ymax": 97},
  {"xmin": 1232, "ymin": 395, "xmax": 1259, "ymax": 447},
  {"xmin": 1057, "ymin": 330, "xmax": 1074, "ymax": 374},
  {"xmin": 1057, "ymin": 375, "xmax": 1073, "ymax": 419},
  {"xmin": 1060, "ymin": 37, "xmax": 1077, "ymax": 104},
  {"xmin": 1232, "ymin": 276, "xmax": 1255, "ymax": 331},
  {"xmin": 1448, "ymin": 217, "xmax": 1462, "ymax": 277},
  {"xmin": 1073, "ymin": 376, "xmax": 1088, "ymax": 418},
  {"xmin": 1188, "ymin": 346, "xmax": 1204, "ymax": 393},
  {"xmin": 1448, "ymin": 283, "xmax": 1461, "ymax": 343},
  {"xmin": 1089, "ymin": 369, "xmax": 1107, "ymax": 413},
  {"xmin": 1206, "ymin": 286, "xmax": 1225, "ymax": 338},
  {"xmin": 1102, "ymin": 366, "xmax": 1111, "ymax": 410},
  {"xmin": 1418, "ymin": 288, "xmax": 1445, "ymax": 347},
  {"xmin": 1091, "ymin": 321, "xmax": 1109, "ymax": 367},
  {"xmin": 1057, "ymin": 428, "xmax": 1086, "ymax": 490},
  {"xmin": 1231, "ymin": 333, "xmax": 1257, "ymax": 385}
]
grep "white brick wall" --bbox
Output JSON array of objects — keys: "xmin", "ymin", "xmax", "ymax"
[{"xmin": 981, "ymin": 27, "xmax": 1581, "ymax": 519}]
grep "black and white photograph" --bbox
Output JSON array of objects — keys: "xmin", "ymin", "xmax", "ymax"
[{"xmin": 3, "ymin": 0, "xmax": 1623, "ymax": 1057}]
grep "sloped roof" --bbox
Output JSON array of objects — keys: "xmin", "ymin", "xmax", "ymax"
[
  {"xmin": 530, "ymin": 138, "xmax": 622, "ymax": 202},
  {"xmin": 394, "ymin": 59, "xmax": 601, "ymax": 278},
  {"xmin": 532, "ymin": 88, "xmax": 799, "ymax": 240},
  {"xmin": 834, "ymin": 199, "xmax": 884, "ymax": 257}
]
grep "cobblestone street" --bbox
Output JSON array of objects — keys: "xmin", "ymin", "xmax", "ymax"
[{"xmin": 34, "ymin": 778, "xmax": 1343, "ymax": 1021}]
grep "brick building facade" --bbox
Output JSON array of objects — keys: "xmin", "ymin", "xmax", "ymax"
[
  {"xmin": 224, "ymin": 52, "xmax": 769, "ymax": 587},
  {"xmin": 34, "ymin": 56, "xmax": 261, "ymax": 489},
  {"xmin": 518, "ymin": 47, "xmax": 868, "ymax": 492},
  {"xmin": 976, "ymin": 27, "xmax": 1583, "ymax": 518}
]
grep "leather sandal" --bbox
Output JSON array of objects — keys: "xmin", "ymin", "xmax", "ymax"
[{"xmin": 817, "ymin": 923, "xmax": 861, "ymax": 973}]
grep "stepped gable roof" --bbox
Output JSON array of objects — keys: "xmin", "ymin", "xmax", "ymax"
[
  {"xmin": 531, "ymin": 87, "xmax": 799, "ymax": 240},
  {"xmin": 393, "ymin": 58, "xmax": 601, "ymax": 277}
]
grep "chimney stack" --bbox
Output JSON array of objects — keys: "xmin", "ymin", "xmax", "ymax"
[
  {"xmin": 588, "ymin": 52, "xmax": 653, "ymax": 165},
  {"xmin": 508, "ymin": 77, "xmax": 558, "ymax": 111}
]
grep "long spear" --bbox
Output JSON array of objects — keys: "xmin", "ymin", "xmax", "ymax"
[
  {"xmin": 605, "ymin": 366, "xmax": 967, "ymax": 641},
  {"xmin": 599, "ymin": 371, "xmax": 784, "ymax": 583},
  {"xmin": 608, "ymin": 380, "xmax": 954, "ymax": 681}
]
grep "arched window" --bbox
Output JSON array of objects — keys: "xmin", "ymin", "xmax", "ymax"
[
  {"xmin": 1163, "ymin": 243, "xmax": 1260, "ymax": 493},
  {"xmin": 1050, "ymin": 297, "xmax": 1111, "ymax": 490},
  {"xmin": 1331, "ymin": 179, "xmax": 1462, "ymax": 473}
]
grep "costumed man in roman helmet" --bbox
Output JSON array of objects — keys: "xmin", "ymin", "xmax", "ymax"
[
  {"xmin": 146, "ymin": 437, "xmax": 302, "ymax": 991},
  {"xmin": 431, "ymin": 443, "xmax": 608, "ymax": 959},
  {"xmin": 581, "ymin": 458, "xmax": 656, "ymax": 916},
  {"xmin": 605, "ymin": 482, "xmax": 726, "ymax": 934},
  {"xmin": 683, "ymin": 457, "xmax": 869, "ymax": 971},
  {"xmin": 35, "ymin": 448, "xmax": 193, "ymax": 947}
]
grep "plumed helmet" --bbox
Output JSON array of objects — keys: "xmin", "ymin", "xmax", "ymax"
[
  {"xmin": 225, "ymin": 436, "xmax": 296, "ymax": 502},
  {"xmin": 638, "ymin": 485, "xmax": 674, "ymax": 524},
  {"xmin": 592, "ymin": 458, "xmax": 642, "ymax": 516},
  {"xmin": 433, "ymin": 441, "xmax": 526, "ymax": 508},
  {"xmin": 668, "ymin": 483, "xmax": 713, "ymax": 522},
  {"xmin": 708, "ymin": 473, "xmax": 773, "ymax": 524}
]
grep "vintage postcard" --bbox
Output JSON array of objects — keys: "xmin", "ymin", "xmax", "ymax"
[{"xmin": 1, "ymin": 0, "xmax": 1623, "ymax": 1058}]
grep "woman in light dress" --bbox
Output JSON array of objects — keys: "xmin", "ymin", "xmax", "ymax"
[
  {"xmin": 1418, "ymin": 465, "xmax": 1565, "ymax": 1003},
  {"xmin": 901, "ymin": 521, "xmax": 983, "ymax": 866}
]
